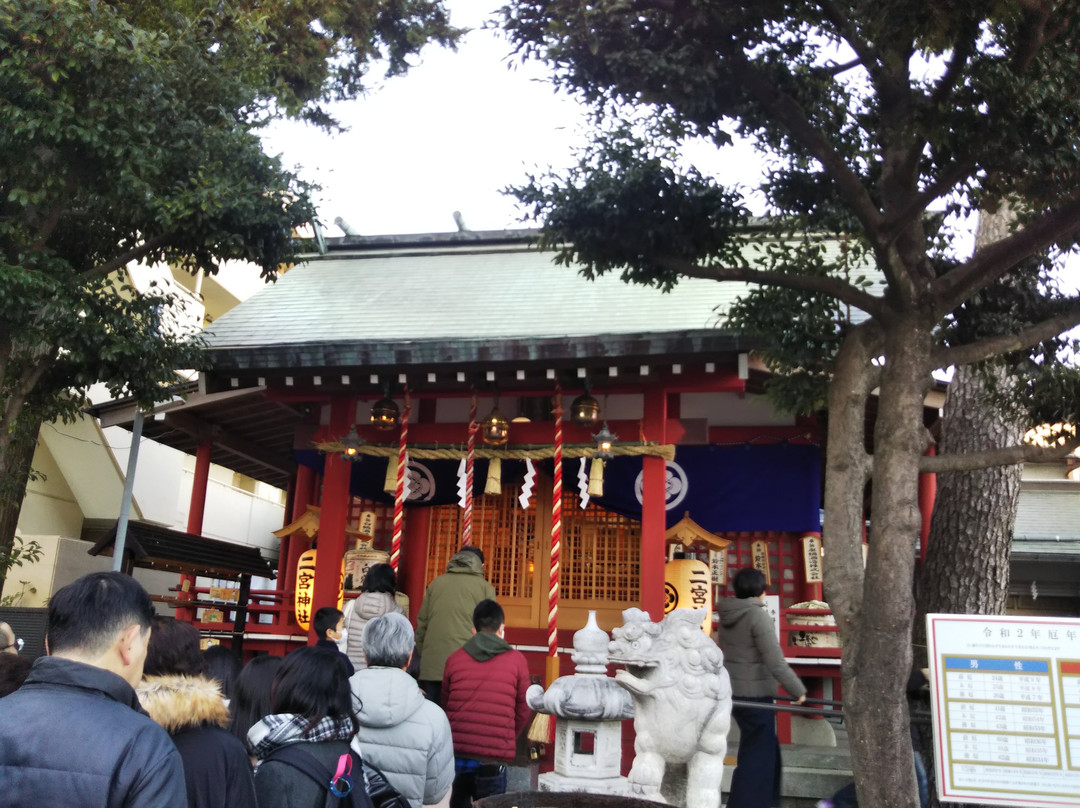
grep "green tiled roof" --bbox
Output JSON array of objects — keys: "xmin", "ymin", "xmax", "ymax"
[{"xmin": 203, "ymin": 234, "xmax": 753, "ymax": 349}]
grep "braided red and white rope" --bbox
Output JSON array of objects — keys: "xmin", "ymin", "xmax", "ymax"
[
  {"xmin": 390, "ymin": 389, "xmax": 410, "ymax": 571},
  {"xmin": 462, "ymin": 393, "xmax": 478, "ymax": 546},
  {"xmin": 548, "ymin": 386, "xmax": 563, "ymax": 662}
]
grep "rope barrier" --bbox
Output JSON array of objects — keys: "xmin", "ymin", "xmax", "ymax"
[{"xmin": 314, "ymin": 440, "xmax": 676, "ymax": 461}]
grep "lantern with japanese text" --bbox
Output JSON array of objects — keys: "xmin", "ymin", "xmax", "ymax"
[
  {"xmin": 663, "ymin": 557, "xmax": 712, "ymax": 632},
  {"xmin": 293, "ymin": 549, "xmax": 345, "ymax": 631}
]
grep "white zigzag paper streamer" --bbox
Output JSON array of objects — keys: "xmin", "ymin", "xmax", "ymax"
[
  {"xmin": 577, "ymin": 457, "xmax": 590, "ymax": 509},
  {"xmin": 519, "ymin": 458, "xmax": 536, "ymax": 509},
  {"xmin": 456, "ymin": 457, "xmax": 467, "ymax": 509},
  {"xmin": 401, "ymin": 451, "xmax": 412, "ymax": 501}
]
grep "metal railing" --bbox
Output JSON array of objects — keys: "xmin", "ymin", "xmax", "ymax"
[{"xmin": 731, "ymin": 695, "xmax": 932, "ymax": 726}]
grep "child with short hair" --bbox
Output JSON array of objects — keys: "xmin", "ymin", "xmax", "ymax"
[{"xmin": 312, "ymin": 607, "xmax": 354, "ymax": 677}]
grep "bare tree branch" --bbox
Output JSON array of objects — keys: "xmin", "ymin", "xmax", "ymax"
[
  {"xmin": 816, "ymin": 0, "xmax": 881, "ymax": 82},
  {"xmin": 933, "ymin": 196, "xmax": 1080, "ymax": 314},
  {"xmin": 931, "ymin": 301, "xmax": 1080, "ymax": 371},
  {"xmin": 79, "ymin": 232, "xmax": 177, "ymax": 283},
  {"xmin": 721, "ymin": 52, "xmax": 887, "ymax": 246},
  {"xmin": 922, "ymin": 437, "xmax": 1080, "ymax": 472},
  {"xmin": 885, "ymin": 161, "xmax": 976, "ymax": 238},
  {"xmin": 822, "ymin": 58, "xmax": 863, "ymax": 76},
  {"xmin": 930, "ymin": 25, "xmax": 977, "ymax": 108},
  {"xmin": 654, "ymin": 254, "xmax": 888, "ymax": 318}
]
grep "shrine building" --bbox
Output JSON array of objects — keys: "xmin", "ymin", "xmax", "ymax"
[{"xmin": 97, "ymin": 227, "xmax": 857, "ymax": 717}]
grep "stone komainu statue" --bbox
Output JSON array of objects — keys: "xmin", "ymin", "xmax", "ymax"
[{"xmin": 608, "ymin": 608, "xmax": 732, "ymax": 808}]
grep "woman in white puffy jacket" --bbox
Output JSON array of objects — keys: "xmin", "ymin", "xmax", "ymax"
[{"xmin": 343, "ymin": 563, "xmax": 406, "ymax": 673}]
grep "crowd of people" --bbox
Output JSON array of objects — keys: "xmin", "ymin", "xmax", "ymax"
[
  {"xmin": 0, "ymin": 557, "xmax": 860, "ymax": 808},
  {"xmin": 0, "ymin": 550, "xmax": 522, "ymax": 808}
]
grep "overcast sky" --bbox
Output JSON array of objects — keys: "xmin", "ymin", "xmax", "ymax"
[
  {"xmin": 259, "ymin": 2, "xmax": 1080, "ymax": 298},
  {"xmin": 260, "ymin": 0, "xmax": 765, "ymax": 238},
  {"xmin": 260, "ymin": 1, "xmax": 586, "ymax": 236}
]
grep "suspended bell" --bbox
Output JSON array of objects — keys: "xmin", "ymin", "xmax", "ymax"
[
  {"xmin": 570, "ymin": 392, "xmax": 601, "ymax": 427},
  {"xmin": 482, "ymin": 407, "xmax": 510, "ymax": 446},
  {"xmin": 370, "ymin": 396, "xmax": 400, "ymax": 430}
]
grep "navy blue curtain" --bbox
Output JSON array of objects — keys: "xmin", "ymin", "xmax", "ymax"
[
  {"xmin": 293, "ymin": 443, "xmax": 820, "ymax": 533},
  {"xmin": 593, "ymin": 444, "xmax": 821, "ymax": 534}
]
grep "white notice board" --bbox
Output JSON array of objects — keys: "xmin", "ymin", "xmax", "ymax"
[{"xmin": 926, "ymin": 613, "xmax": 1080, "ymax": 807}]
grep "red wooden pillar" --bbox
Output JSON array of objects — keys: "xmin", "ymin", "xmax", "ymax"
[
  {"xmin": 177, "ymin": 439, "xmax": 213, "ymax": 621},
  {"xmin": 401, "ymin": 508, "xmax": 431, "ymax": 623},
  {"xmin": 283, "ymin": 463, "xmax": 317, "ymax": 600},
  {"xmin": 311, "ymin": 398, "xmax": 353, "ymax": 643},
  {"xmin": 918, "ymin": 445, "xmax": 937, "ymax": 561},
  {"xmin": 640, "ymin": 387, "xmax": 668, "ymax": 620}
]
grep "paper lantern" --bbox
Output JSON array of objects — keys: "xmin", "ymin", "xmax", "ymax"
[
  {"xmin": 294, "ymin": 548, "xmax": 345, "ymax": 631},
  {"xmin": 664, "ymin": 558, "xmax": 711, "ymax": 632},
  {"xmin": 295, "ymin": 549, "xmax": 317, "ymax": 631}
]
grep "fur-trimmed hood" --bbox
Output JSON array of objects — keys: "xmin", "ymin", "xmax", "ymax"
[{"xmin": 137, "ymin": 674, "xmax": 230, "ymax": 734}]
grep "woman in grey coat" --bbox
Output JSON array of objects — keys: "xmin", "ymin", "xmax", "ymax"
[{"xmin": 718, "ymin": 567, "xmax": 807, "ymax": 808}]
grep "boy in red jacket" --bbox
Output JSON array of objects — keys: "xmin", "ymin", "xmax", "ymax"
[{"xmin": 441, "ymin": 599, "xmax": 531, "ymax": 808}]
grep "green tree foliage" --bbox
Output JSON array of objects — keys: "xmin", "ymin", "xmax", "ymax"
[
  {"xmin": 498, "ymin": 2, "xmax": 1080, "ymax": 805},
  {"xmin": 0, "ymin": 0, "xmax": 457, "ymax": 588}
]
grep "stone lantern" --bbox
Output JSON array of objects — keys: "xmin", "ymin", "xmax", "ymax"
[{"xmin": 526, "ymin": 611, "xmax": 634, "ymax": 794}]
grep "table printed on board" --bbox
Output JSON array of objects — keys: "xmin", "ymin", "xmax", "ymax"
[{"xmin": 926, "ymin": 614, "xmax": 1080, "ymax": 808}]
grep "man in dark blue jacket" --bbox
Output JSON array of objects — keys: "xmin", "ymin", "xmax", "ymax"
[{"xmin": 0, "ymin": 571, "xmax": 187, "ymax": 807}]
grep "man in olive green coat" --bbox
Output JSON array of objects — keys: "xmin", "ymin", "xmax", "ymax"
[{"xmin": 415, "ymin": 546, "xmax": 496, "ymax": 703}]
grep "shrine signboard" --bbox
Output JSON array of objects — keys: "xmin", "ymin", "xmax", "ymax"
[{"xmin": 926, "ymin": 613, "xmax": 1080, "ymax": 807}]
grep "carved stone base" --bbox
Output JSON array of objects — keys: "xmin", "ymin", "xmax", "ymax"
[{"xmin": 538, "ymin": 772, "xmax": 632, "ymax": 796}]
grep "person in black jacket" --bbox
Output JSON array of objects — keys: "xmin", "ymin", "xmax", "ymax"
[
  {"xmin": 314, "ymin": 606, "xmax": 355, "ymax": 676},
  {"xmin": 137, "ymin": 616, "xmax": 257, "ymax": 808},
  {"xmin": 0, "ymin": 571, "xmax": 187, "ymax": 808}
]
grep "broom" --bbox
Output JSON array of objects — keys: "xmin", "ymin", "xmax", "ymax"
[{"xmin": 527, "ymin": 708, "xmax": 553, "ymax": 744}]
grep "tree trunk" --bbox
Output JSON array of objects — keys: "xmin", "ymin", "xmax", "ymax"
[
  {"xmin": 913, "ymin": 362, "xmax": 1023, "ymax": 808},
  {"xmin": 913, "ymin": 207, "xmax": 1026, "ymax": 807},
  {"xmin": 0, "ymin": 418, "xmax": 41, "ymax": 595},
  {"xmin": 833, "ymin": 314, "xmax": 932, "ymax": 808},
  {"xmin": 917, "ymin": 363, "xmax": 1022, "ymax": 618}
]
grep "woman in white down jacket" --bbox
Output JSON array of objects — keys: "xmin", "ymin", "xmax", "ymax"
[{"xmin": 343, "ymin": 563, "xmax": 406, "ymax": 673}]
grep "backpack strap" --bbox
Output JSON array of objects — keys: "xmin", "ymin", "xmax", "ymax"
[{"xmin": 263, "ymin": 745, "xmax": 365, "ymax": 808}]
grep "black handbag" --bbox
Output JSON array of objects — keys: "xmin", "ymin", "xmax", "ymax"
[{"xmin": 362, "ymin": 758, "xmax": 410, "ymax": 808}]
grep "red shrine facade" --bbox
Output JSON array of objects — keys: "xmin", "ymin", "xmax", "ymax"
[{"xmin": 103, "ymin": 228, "xmax": 932, "ymax": 728}]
